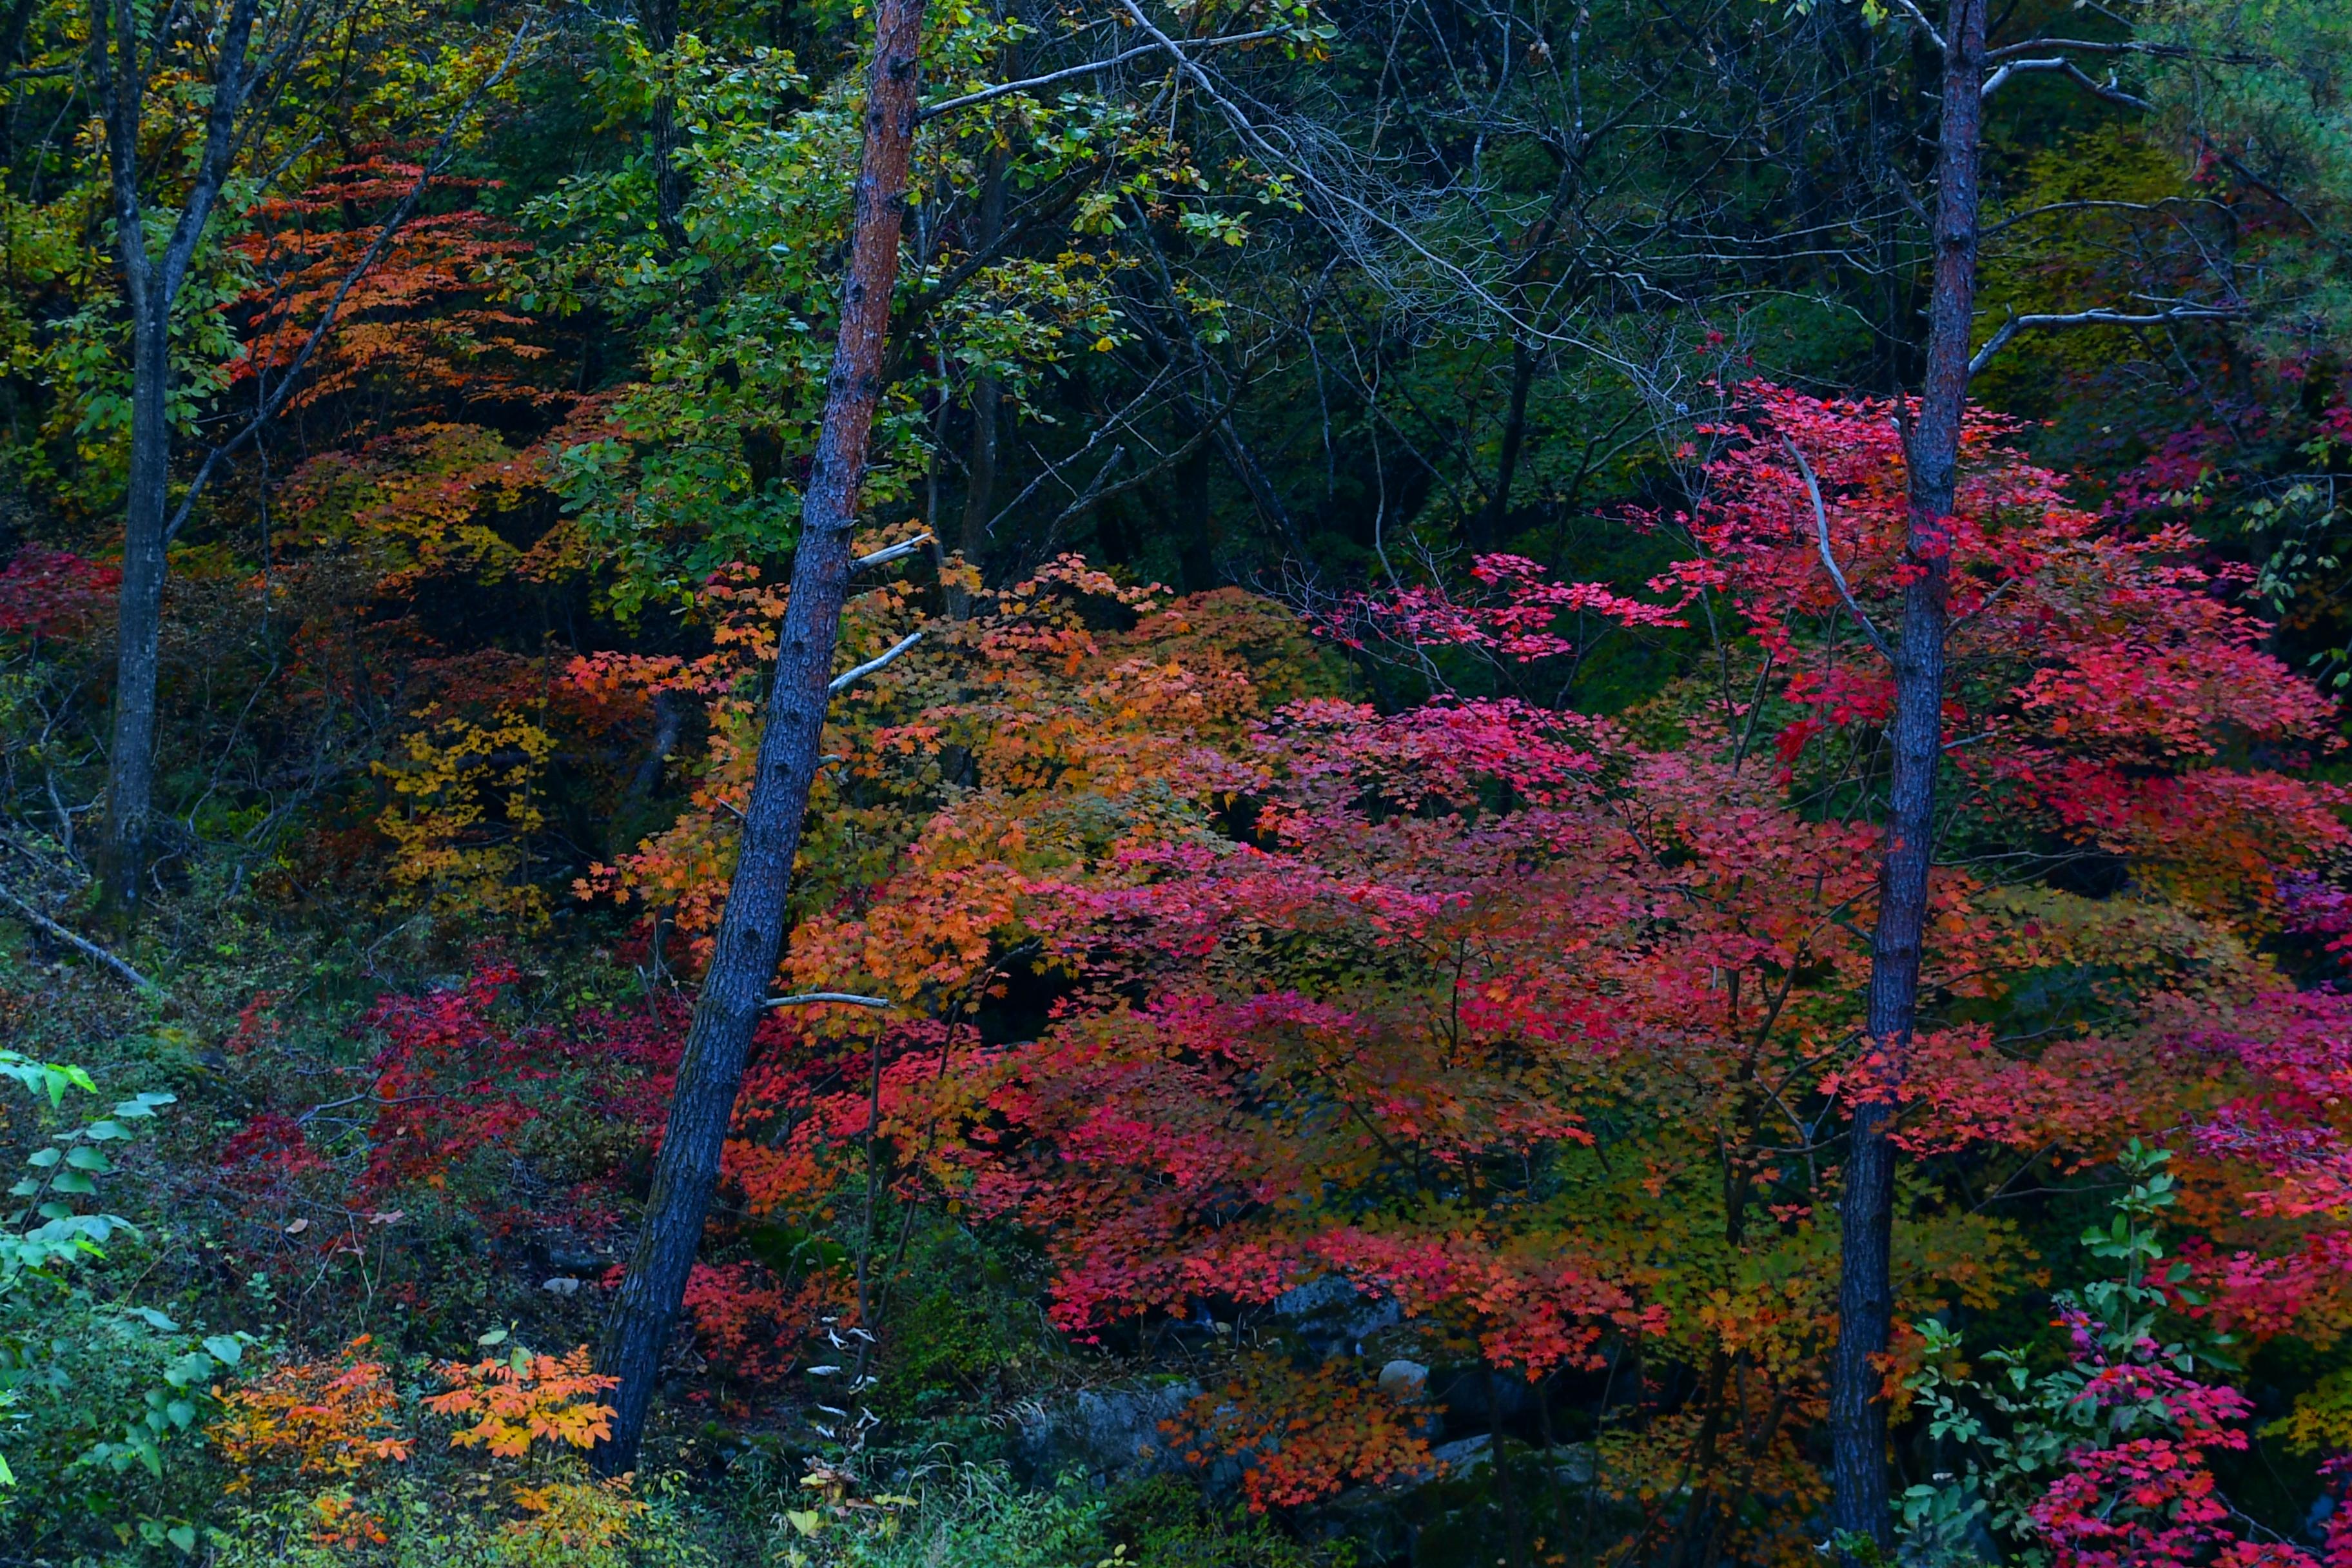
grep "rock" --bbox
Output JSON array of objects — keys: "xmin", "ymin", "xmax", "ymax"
[
  {"xmin": 1551, "ymin": 1444, "xmax": 1596, "ymax": 1486},
  {"xmin": 1272, "ymin": 1276, "xmax": 1357, "ymax": 1318},
  {"xmin": 1269, "ymin": 1274, "xmax": 1403, "ymax": 1357},
  {"xmin": 1430, "ymin": 1433, "xmax": 1492, "ymax": 1476},
  {"xmin": 542, "ymin": 1276, "xmax": 583, "ymax": 1297},
  {"xmin": 1014, "ymin": 1382, "xmax": 1199, "ymax": 1486},
  {"xmin": 542, "ymin": 1240, "xmax": 610, "ymax": 1274},
  {"xmin": 1378, "ymin": 1359, "xmax": 1429, "ymax": 1396}
]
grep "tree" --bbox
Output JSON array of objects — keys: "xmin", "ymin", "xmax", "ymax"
[
  {"xmin": 1824, "ymin": 0, "xmax": 1988, "ymax": 1547},
  {"xmin": 86, "ymin": 0, "xmax": 527, "ymax": 912},
  {"xmin": 91, "ymin": 0, "xmax": 288, "ymax": 911},
  {"xmin": 592, "ymin": 0, "xmax": 931, "ymax": 1474}
]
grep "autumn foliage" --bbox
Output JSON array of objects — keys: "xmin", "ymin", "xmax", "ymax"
[{"xmin": 525, "ymin": 386, "xmax": 2352, "ymax": 1545}]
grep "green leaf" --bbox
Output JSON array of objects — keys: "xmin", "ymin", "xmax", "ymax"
[
  {"xmin": 166, "ymin": 1400, "xmax": 196, "ymax": 1429},
  {"xmin": 23, "ymin": 1148, "xmax": 60, "ymax": 1168},
  {"xmin": 133, "ymin": 1308, "xmax": 179, "ymax": 1331},
  {"xmin": 64, "ymin": 1147, "xmax": 112, "ymax": 1172},
  {"xmin": 168, "ymin": 1525, "xmax": 196, "ymax": 1553},
  {"xmin": 50, "ymin": 1170, "xmax": 96, "ymax": 1195},
  {"xmin": 202, "ymin": 1335, "xmax": 243, "ymax": 1366}
]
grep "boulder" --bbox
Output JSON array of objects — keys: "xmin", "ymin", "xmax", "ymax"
[{"xmin": 1014, "ymin": 1382, "xmax": 1199, "ymax": 1487}]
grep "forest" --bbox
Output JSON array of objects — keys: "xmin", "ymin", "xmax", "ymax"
[{"xmin": 1, "ymin": 0, "xmax": 2350, "ymax": 1560}]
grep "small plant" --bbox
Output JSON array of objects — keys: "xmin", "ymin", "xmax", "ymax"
[
  {"xmin": 210, "ymin": 1335, "xmax": 413, "ymax": 1492},
  {"xmin": 503, "ymin": 1473, "xmax": 647, "ymax": 1567},
  {"xmin": 424, "ymin": 1342, "xmax": 618, "ymax": 1458},
  {"xmin": 1899, "ymin": 1143, "xmax": 2340, "ymax": 1568},
  {"xmin": 0, "ymin": 1048, "xmax": 180, "ymax": 1486}
]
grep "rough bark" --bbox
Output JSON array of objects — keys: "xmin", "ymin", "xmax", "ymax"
[
  {"xmin": 104, "ymin": 312, "xmax": 171, "ymax": 907},
  {"xmin": 1827, "ymin": 0, "xmax": 1986, "ymax": 1550},
  {"xmin": 593, "ymin": 0, "xmax": 925, "ymax": 1475},
  {"xmin": 95, "ymin": 0, "xmax": 262, "ymax": 913}
]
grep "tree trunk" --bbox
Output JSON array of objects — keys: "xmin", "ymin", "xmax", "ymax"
[
  {"xmin": 102, "ymin": 309, "xmax": 172, "ymax": 914},
  {"xmin": 593, "ymin": 0, "xmax": 925, "ymax": 1476},
  {"xmin": 1174, "ymin": 400, "xmax": 1215, "ymax": 592},
  {"xmin": 645, "ymin": 0, "xmax": 689, "ymax": 250},
  {"xmin": 1476, "ymin": 335, "xmax": 1536, "ymax": 551},
  {"xmin": 954, "ymin": 143, "xmax": 1007, "ymax": 616},
  {"xmin": 1827, "ymin": 0, "xmax": 1985, "ymax": 1551}
]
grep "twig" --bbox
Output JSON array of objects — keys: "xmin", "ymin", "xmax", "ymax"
[
  {"xmin": 767, "ymin": 992, "xmax": 893, "ymax": 1008},
  {"xmin": 828, "ymin": 632, "xmax": 924, "ymax": 695},
  {"xmin": 0, "ymin": 881, "xmax": 164, "ymax": 994},
  {"xmin": 1783, "ymin": 438, "xmax": 1892, "ymax": 662}
]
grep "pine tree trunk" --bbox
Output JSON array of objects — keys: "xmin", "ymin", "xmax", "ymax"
[
  {"xmin": 1827, "ymin": 0, "xmax": 1985, "ymax": 1550},
  {"xmin": 593, "ymin": 0, "xmax": 926, "ymax": 1476}
]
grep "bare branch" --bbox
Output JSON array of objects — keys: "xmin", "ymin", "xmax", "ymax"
[
  {"xmin": 1981, "ymin": 196, "xmax": 2224, "ymax": 239},
  {"xmin": 828, "ymin": 632, "xmax": 924, "ymax": 695},
  {"xmin": 0, "ymin": 881, "xmax": 164, "ymax": 994},
  {"xmin": 1984, "ymin": 37, "xmax": 2251, "ymax": 63},
  {"xmin": 1981, "ymin": 57, "xmax": 2151, "ymax": 111},
  {"xmin": 1783, "ymin": 438, "xmax": 1892, "ymax": 662},
  {"xmin": 1884, "ymin": 0, "xmax": 1946, "ymax": 54},
  {"xmin": 766, "ymin": 992, "xmax": 892, "ymax": 1008},
  {"xmin": 1967, "ymin": 304, "xmax": 2240, "ymax": 377},
  {"xmin": 856, "ymin": 532, "xmax": 935, "ymax": 569}
]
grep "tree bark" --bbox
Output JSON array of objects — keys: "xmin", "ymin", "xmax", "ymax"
[
  {"xmin": 1827, "ymin": 0, "xmax": 1985, "ymax": 1551},
  {"xmin": 593, "ymin": 0, "xmax": 925, "ymax": 1476},
  {"xmin": 104, "ymin": 309, "xmax": 172, "ymax": 910},
  {"xmin": 645, "ymin": 0, "xmax": 689, "ymax": 250},
  {"xmin": 1476, "ymin": 335, "xmax": 1536, "ymax": 551},
  {"xmin": 95, "ymin": 0, "xmax": 261, "ymax": 914}
]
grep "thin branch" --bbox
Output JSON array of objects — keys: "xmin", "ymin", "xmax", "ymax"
[
  {"xmin": 828, "ymin": 632, "xmax": 924, "ymax": 695},
  {"xmin": 0, "ymin": 881, "xmax": 163, "ymax": 993},
  {"xmin": 1783, "ymin": 438, "xmax": 1892, "ymax": 662},
  {"xmin": 1981, "ymin": 196, "xmax": 2224, "ymax": 239},
  {"xmin": 767, "ymin": 992, "xmax": 892, "ymax": 1008},
  {"xmin": 1981, "ymin": 57, "xmax": 2151, "ymax": 111},
  {"xmin": 919, "ymin": 27, "xmax": 1287, "ymax": 120},
  {"xmin": 855, "ymin": 531, "xmax": 935, "ymax": 570},
  {"xmin": 1884, "ymin": 0, "xmax": 1946, "ymax": 54},
  {"xmin": 1984, "ymin": 37, "xmax": 2246, "ymax": 63},
  {"xmin": 1968, "ymin": 304, "xmax": 2240, "ymax": 377}
]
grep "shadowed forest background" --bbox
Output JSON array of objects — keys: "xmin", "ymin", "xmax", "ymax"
[{"xmin": 5, "ymin": 0, "xmax": 2352, "ymax": 1562}]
